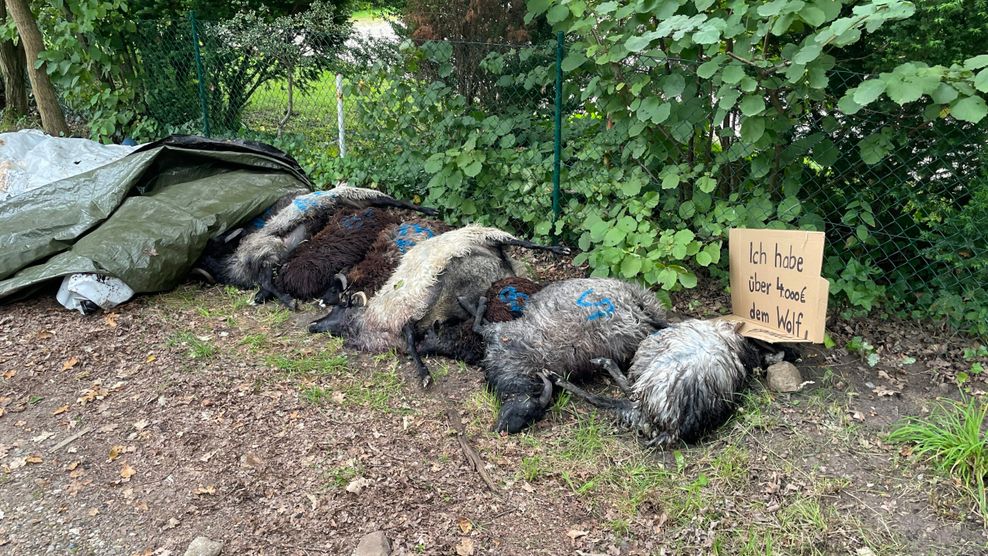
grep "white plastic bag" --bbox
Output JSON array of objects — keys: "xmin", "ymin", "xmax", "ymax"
[{"xmin": 56, "ymin": 273, "xmax": 135, "ymax": 314}]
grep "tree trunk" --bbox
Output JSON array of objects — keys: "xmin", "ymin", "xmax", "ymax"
[
  {"xmin": 0, "ymin": 1, "xmax": 28, "ymax": 119},
  {"xmin": 4, "ymin": 0, "xmax": 69, "ymax": 135}
]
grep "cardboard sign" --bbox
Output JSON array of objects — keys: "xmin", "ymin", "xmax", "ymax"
[{"xmin": 724, "ymin": 228, "xmax": 829, "ymax": 343}]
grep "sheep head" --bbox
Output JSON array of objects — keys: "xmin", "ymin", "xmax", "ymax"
[{"xmin": 494, "ymin": 374, "xmax": 553, "ymax": 434}]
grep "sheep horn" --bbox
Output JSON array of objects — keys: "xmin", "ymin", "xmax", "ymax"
[
  {"xmin": 537, "ymin": 373, "xmax": 553, "ymax": 408},
  {"xmin": 333, "ymin": 272, "xmax": 348, "ymax": 292},
  {"xmin": 351, "ymin": 291, "xmax": 368, "ymax": 307}
]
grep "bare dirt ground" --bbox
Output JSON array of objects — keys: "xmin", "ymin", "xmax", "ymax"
[{"xmin": 2, "ymin": 260, "xmax": 987, "ymax": 555}]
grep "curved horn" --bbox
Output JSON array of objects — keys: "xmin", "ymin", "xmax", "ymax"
[
  {"xmin": 537, "ymin": 374, "xmax": 553, "ymax": 407},
  {"xmin": 333, "ymin": 272, "xmax": 348, "ymax": 292},
  {"xmin": 351, "ymin": 291, "xmax": 368, "ymax": 307}
]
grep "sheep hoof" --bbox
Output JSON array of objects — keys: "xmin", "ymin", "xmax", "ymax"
[
  {"xmin": 549, "ymin": 245, "xmax": 571, "ymax": 256},
  {"xmin": 420, "ymin": 374, "xmax": 433, "ymax": 389}
]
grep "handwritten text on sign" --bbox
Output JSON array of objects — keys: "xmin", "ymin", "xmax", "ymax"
[{"xmin": 728, "ymin": 228, "xmax": 829, "ymax": 343}]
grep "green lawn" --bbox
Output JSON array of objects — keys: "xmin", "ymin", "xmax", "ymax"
[
  {"xmin": 244, "ymin": 71, "xmax": 344, "ymax": 140},
  {"xmin": 351, "ymin": 8, "xmax": 386, "ymax": 22}
]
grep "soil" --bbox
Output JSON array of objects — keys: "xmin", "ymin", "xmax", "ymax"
[{"xmin": 1, "ymin": 260, "xmax": 987, "ymax": 555}]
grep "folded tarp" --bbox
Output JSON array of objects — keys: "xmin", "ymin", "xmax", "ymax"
[{"xmin": 0, "ymin": 134, "xmax": 311, "ymax": 303}]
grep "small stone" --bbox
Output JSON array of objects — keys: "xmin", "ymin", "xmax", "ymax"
[
  {"xmin": 766, "ymin": 362, "xmax": 803, "ymax": 392},
  {"xmin": 184, "ymin": 537, "xmax": 223, "ymax": 556},
  {"xmin": 353, "ymin": 531, "xmax": 390, "ymax": 556}
]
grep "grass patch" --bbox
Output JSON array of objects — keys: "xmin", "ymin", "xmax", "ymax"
[
  {"xmin": 344, "ymin": 369, "xmax": 403, "ymax": 411},
  {"xmin": 301, "ymin": 385, "xmax": 331, "ymax": 405},
  {"xmin": 324, "ymin": 461, "xmax": 364, "ymax": 489},
  {"xmin": 240, "ymin": 333, "xmax": 269, "ymax": 351},
  {"xmin": 265, "ymin": 347, "xmax": 348, "ymax": 376},
  {"xmin": 557, "ymin": 412, "xmax": 608, "ymax": 461},
  {"xmin": 351, "ymin": 8, "xmax": 386, "ymax": 21},
  {"xmin": 167, "ymin": 330, "xmax": 217, "ymax": 359},
  {"xmin": 889, "ymin": 396, "xmax": 988, "ymax": 521}
]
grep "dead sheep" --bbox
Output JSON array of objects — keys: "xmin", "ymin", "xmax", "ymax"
[
  {"xmin": 461, "ymin": 277, "xmax": 668, "ymax": 434},
  {"xmin": 309, "ymin": 225, "xmax": 566, "ymax": 386},
  {"xmin": 547, "ymin": 319, "xmax": 762, "ymax": 448},
  {"xmin": 273, "ymin": 207, "xmax": 400, "ymax": 301},
  {"xmin": 321, "ymin": 216, "xmax": 453, "ymax": 305},
  {"xmin": 190, "ymin": 190, "xmax": 302, "ymax": 288},
  {"xmin": 225, "ymin": 185, "xmax": 437, "ymax": 305},
  {"xmin": 416, "ymin": 276, "xmax": 543, "ymax": 365}
]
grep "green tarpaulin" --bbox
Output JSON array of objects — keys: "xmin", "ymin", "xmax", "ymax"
[{"xmin": 0, "ymin": 135, "xmax": 311, "ymax": 303}]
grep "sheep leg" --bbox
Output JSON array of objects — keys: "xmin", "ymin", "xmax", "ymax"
[
  {"xmin": 403, "ymin": 323, "xmax": 433, "ymax": 389},
  {"xmin": 457, "ymin": 296, "xmax": 488, "ymax": 333},
  {"xmin": 500, "ymin": 238, "xmax": 571, "ymax": 256},
  {"xmin": 258, "ymin": 266, "xmax": 297, "ymax": 311},
  {"xmin": 591, "ymin": 357, "xmax": 633, "ymax": 396},
  {"xmin": 541, "ymin": 371, "xmax": 630, "ymax": 412}
]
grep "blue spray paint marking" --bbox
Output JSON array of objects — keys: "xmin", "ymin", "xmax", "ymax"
[
  {"xmin": 340, "ymin": 208, "xmax": 372, "ymax": 230},
  {"xmin": 291, "ymin": 190, "xmax": 331, "ymax": 214},
  {"xmin": 497, "ymin": 286, "xmax": 530, "ymax": 315},
  {"xmin": 576, "ymin": 288, "xmax": 615, "ymax": 321},
  {"xmin": 394, "ymin": 223, "xmax": 437, "ymax": 254},
  {"xmin": 249, "ymin": 205, "xmax": 276, "ymax": 230}
]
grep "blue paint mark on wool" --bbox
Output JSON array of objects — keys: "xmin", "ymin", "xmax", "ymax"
[
  {"xmin": 394, "ymin": 223, "xmax": 437, "ymax": 254},
  {"xmin": 249, "ymin": 205, "xmax": 276, "ymax": 230},
  {"xmin": 341, "ymin": 208, "xmax": 374, "ymax": 230},
  {"xmin": 497, "ymin": 286, "xmax": 530, "ymax": 315},
  {"xmin": 291, "ymin": 190, "xmax": 330, "ymax": 214},
  {"xmin": 576, "ymin": 288, "xmax": 615, "ymax": 321}
]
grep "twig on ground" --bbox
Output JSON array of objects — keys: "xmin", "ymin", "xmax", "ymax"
[
  {"xmin": 446, "ymin": 408, "xmax": 501, "ymax": 497},
  {"xmin": 49, "ymin": 426, "xmax": 94, "ymax": 453}
]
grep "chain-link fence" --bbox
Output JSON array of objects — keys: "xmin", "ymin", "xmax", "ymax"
[{"xmin": 125, "ymin": 14, "xmax": 987, "ymax": 331}]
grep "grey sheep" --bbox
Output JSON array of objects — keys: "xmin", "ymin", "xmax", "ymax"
[
  {"xmin": 548, "ymin": 319, "xmax": 763, "ymax": 448},
  {"xmin": 309, "ymin": 225, "xmax": 566, "ymax": 386},
  {"xmin": 461, "ymin": 277, "xmax": 668, "ymax": 434}
]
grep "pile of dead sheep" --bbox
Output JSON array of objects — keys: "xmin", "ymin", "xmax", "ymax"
[{"xmin": 194, "ymin": 184, "xmax": 795, "ymax": 448}]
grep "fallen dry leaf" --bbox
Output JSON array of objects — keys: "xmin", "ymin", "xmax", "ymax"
[
  {"xmin": 66, "ymin": 461, "xmax": 80, "ymax": 472},
  {"xmin": 567, "ymin": 529, "xmax": 589, "ymax": 543},
  {"xmin": 1, "ymin": 370, "xmax": 15, "ymax": 380},
  {"xmin": 458, "ymin": 517, "xmax": 473, "ymax": 534},
  {"xmin": 31, "ymin": 431, "xmax": 55, "ymax": 443},
  {"xmin": 850, "ymin": 410, "xmax": 865, "ymax": 422},
  {"xmin": 194, "ymin": 485, "xmax": 216, "ymax": 496},
  {"xmin": 25, "ymin": 455, "xmax": 43, "ymax": 464},
  {"xmin": 104, "ymin": 313, "xmax": 118, "ymax": 328},
  {"xmin": 120, "ymin": 462, "xmax": 136, "ymax": 480},
  {"xmin": 131, "ymin": 550, "xmax": 153, "ymax": 556},
  {"xmin": 331, "ymin": 391, "xmax": 346, "ymax": 404},
  {"xmin": 455, "ymin": 538, "xmax": 475, "ymax": 556},
  {"xmin": 133, "ymin": 419, "xmax": 149, "ymax": 430},
  {"xmin": 78, "ymin": 382, "xmax": 109, "ymax": 405},
  {"xmin": 87, "ymin": 508, "xmax": 99, "ymax": 517},
  {"xmin": 146, "ymin": 354, "xmax": 156, "ymax": 363},
  {"xmin": 345, "ymin": 477, "xmax": 372, "ymax": 494},
  {"xmin": 163, "ymin": 517, "xmax": 180, "ymax": 530},
  {"xmin": 872, "ymin": 385, "xmax": 899, "ymax": 397},
  {"xmin": 108, "ymin": 445, "xmax": 126, "ymax": 462},
  {"xmin": 52, "ymin": 404, "xmax": 69, "ymax": 416},
  {"xmin": 62, "ymin": 357, "xmax": 79, "ymax": 371}
]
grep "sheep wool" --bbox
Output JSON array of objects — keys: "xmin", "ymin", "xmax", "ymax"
[
  {"xmin": 626, "ymin": 319, "xmax": 760, "ymax": 446},
  {"xmin": 362, "ymin": 225, "xmax": 518, "ymax": 336},
  {"xmin": 346, "ymin": 217, "xmax": 453, "ymax": 297},
  {"xmin": 226, "ymin": 185, "xmax": 397, "ymax": 288},
  {"xmin": 480, "ymin": 278, "xmax": 667, "ymax": 433},
  {"xmin": 274, "ymin": 207, "xmax": 398, "ymax": 300}
]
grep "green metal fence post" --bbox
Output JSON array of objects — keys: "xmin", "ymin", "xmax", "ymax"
[
  {"xmin": 189, "ymin": 11, "xmax": 211, "ymax": 137},
  {"xmin": 552, "ymin": 31, "xmax": 564, "ymax": 225}
]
